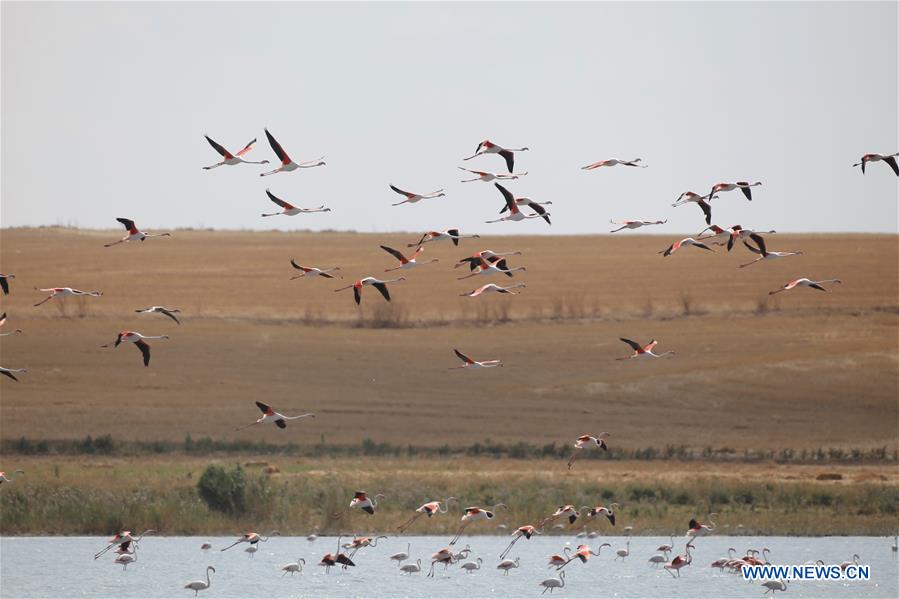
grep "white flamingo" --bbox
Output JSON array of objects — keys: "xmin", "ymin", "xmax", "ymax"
[
  {"xmin": 33, "ymin": 287, "xmax": 102, "ymax": 307},
  {"xmin": 400, "ymin": 558, "xmax": 422, "ymax": 574},
  {"xmin": 380, "ymin": 246, "xmax": 439, "ymax": 272},
  {"xmin": 459, "ymin": 283, "xmax": 526, "ymax": 297},
  {"xmin": 497, "ymin": 556, "xmax": 521, "ymax": 574},
  {"xmin": 610, "ymin": 219, "xmax": 666, "ymax": 233},
  {"xmin": 456, "ymin": 256, "xmax": 525, "ymax": 279},
  {"xmin": 762, "ymin": 579, "xmax": 788, "ymax": 594},
  {"xmin": 389, "ymin": 185, "xmax": 445, "ymax": 205},
  {"xmin": 408, "ymin": 229, "xmax": 480, "ymax": 248},
  {"xmin": 134, "ymin": 306, "xmax": 181, "ymax": 324},
  {"xmin": 261, "ymin": 189, "xmax": 331, "ymax": 217},
  {"xmin": 281, "ymin": 557, "xmax": 306, "ymax": 575},
  {"xmin": 101, "ymin": 331, "xmax": 168, "ymax": 367},
  {"xmin": 289, "ymin": 261, "xmax": 341, "ymax": 280},
  {"xmin": 539, "ymin": 570, "xmax": 566, "ymax": 593},
  {"xmin": 104, "ymin": 218, "xmax": 171, "ymax": 247},
  {"xmin": 739, "ymin": 234, "xmax": 802, "ymax": 268},
  {"xmin": 390, "ymin": 543, "xmax": 412, "ymax": 565},
  {"xmin": 617, "ymin": 338, "xmax": 674, "ymax": 360},
  {"xmin": 460, "ymin": 557, "xmax": 483, "ymax": 573},
  {"xmin": 709, "ymin": 181, "xmax": 762, "ymax": 202},
  {"xmin": 235, "ymin": 401, "xmax": 314, "ymax": 431},
  {"xmin": 464, "ymin": 140, "xmax": 529, "ymax": 172},
  {"xmin": 184, "ymin": 566, "xmax": 215, "ymax": 596},
  {"xmin": 202, "ymin": 135, "xmax": 269, "ymax": 170},
  {"xmin": 659, "ymin": 237, "xmax": 716, "ymax": 257},
  {"xmin": 566, "ymin": 434, "xmax": 611, "ymax": 468},
  {"xmin": 487, "ymin": 183, "xmax": 551, "ymax": 225},
  {"xmin": 853, "ymin": 153, "xmax": 899, "ymax": 176},
  {"xmin": 455, "ymin": 250, "xmax": 522, "ymax": 270},
  {"xmin": 114, "ymin": 553, "xmax": 137, "ymax": 570},
  {"xmin": 449, "ymin": 348, "xmax": 505, "ymax": 370},
  {"xmin": 396, "ymin": 497, "xmax": 457, "ymax": 533},
  {"xmin": 769, "ymin": 278, "xmax": 842, "ymax": 295},
  {"xmin": 581, "ymin": 158, "xmax": 647, "ymax": 169},
  {"xmin": 259, "ymin": 128, "xmax": 324, "ymax": 176},
  {"xmin": 334, "ymin": 277, "xmax": 406, "ymax": 305},
  {"xmin": 450, "ymin": 504, "xmax": 507, "ymax": 545},
  {"xmin": 458, "ymin": 167, "xmax": 527, "ymax": 182}
]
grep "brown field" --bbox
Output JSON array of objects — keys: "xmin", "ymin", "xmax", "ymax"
[{"xmin": 0, "ymin": 228, "xmax": 897, "ymax": 450}]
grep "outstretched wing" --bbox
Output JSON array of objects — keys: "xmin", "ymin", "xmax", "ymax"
[
  {"xmin": 290, "ymin": 259, "xmax": 305, "ymax": 271},
  {"xmin": 380, "ymin": 245, "xmax": 406, "ymax": 262},
  {"xmin": 372, "ymin": 282, "xmax": 391, "ymax": 301},
  {"xmin": 499, "ymin": 149, "xmax": 514, "ymax": 173},
  {"xmin": 0, "ymin": 370, "xmax": 18, "ymax": 381},
  {"xmin": 235, "ymin": 138, "xmax": 256, "ymax": 157},
  {"xmin": 736, "ymin": 182, "xmax": 753, "ymax": 201},
  {"xmin": 160, "ymin": 309, "xmax": 180, "ymax": 324},
  {"xmin": 275, "ymin": 419, "xmax": 287, "ymax": 429},
  {"xmin": 264, "ymin": 128, "xmax": 291, "ymax": 164},
  {"xmin": 116, "ymin": 218, "xmax": 137, "ymax": 232},
  {"xmin": 255, "ymin": 401, "xmax": 272, "ymax": 414},
  {"xmin": 747, "ymin": 232, "xmax": 767, "ymax": 254},
  {"xmin": 265, "ymin": 189, "xmax": 295, "ymax": 210},
  {"xmin": 528, "ymin": 202, "xmax": 551, "ymax": 225},
  {"xmin": 453, "ymin": 348, "xmax": 474, "ymax": 364},
  {"xmin": 883, "ymin": 156, "xmax": 899, "ymax": 177},
  {"xmin": 389, "ymin": 185, "xmax": 411, "ymax": 197},
  {"xmin": 204, "ymin": 135, "xmax": 231, "ymax": 159},
  {"xmin": 135, "ymin": 339, "xmax": 151, "ymax": 367},
  {"xmin": 619, "ymin": 337, "xmax": 642, "ymax": 352},
  {"xmin": 697, "ymin": 200, "xmax": 712, "ymax": 226},
  {"xmin": 0, "ymin": 277, "xmax": 8, "ymax": 295},
  {"xmin": 353, "ymin": 286, "xmax": 361, "ymax": 305},
  {"xmin": 494, "ymin": 183, "xmax": 516, "ymax": 212}
]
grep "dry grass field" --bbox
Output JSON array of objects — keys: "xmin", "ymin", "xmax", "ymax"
[{"xmin": 0, "ymin": 228, "xmax": 897, "ymax": 450}]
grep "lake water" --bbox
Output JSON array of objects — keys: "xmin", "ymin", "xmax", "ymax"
[{"xmin": 1, "ymin": 536, "xmax": 896, "ymax": 598}]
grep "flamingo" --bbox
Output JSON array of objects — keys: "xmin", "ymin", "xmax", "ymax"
[
  {"xmin": 0, "ymin": 273, "xmax": 14, "ymax": 295},
  {"xmin": 617, "ymin": 338, "xmax": 674, "ymax": 360},
  {"xmin": 389, "ymin": 185, "xmax": 446, "ymax": 205},
  {"xmin": 891, "ymin": 535, "xmax": 897, "ymax": 552},
  {"xmin": 134, "ymin": 306, "xmax": 181, "ymax": 324},
  {"xmin": 380, "ymin": 246, "xmax": 439, "ymax": 272},
  {"xmin": 566, "ymin": 434, "xmax": 610, "ymax": 469},
  {"xmin": 259, "ymin": 128, "xmax": 324, "ymax": 176},
  {"xmin": 334, "ymin": 277, "xmax": 406, "ymax": 305},
  {"xmin": 281, "ymin": 558, "xmax": 306, "ymax": 576},
  {"xmin": 657, "ymin": 535, "xmax": 676, "ymax": 554},
  {"xmin": 456, "ymin": 256, "xmax": 525, "ymax": 279},
  {"xmin": 455, "ymin": 250, "xmax": 522, "ymax": 270},
  {"xmin": 0, "ymin": 313, "xmax": 22, "ymax": 336},
  {"xmin": 184, "ymin": 566, "xmax": 215, "ymax": 596},
  {"xmin": 697, "ymin": 224, "xmax": 735, "ymax": 247},
  {"xmin": 539, "ymin": 570, "xmax": 566, "ymax": 594},
  {"xmin": 396, "ymin": 497, "xmax": 457, "ymax": 533},
  {"xmin": 497, "ymin": 556, "xmax": 521, "ymax": 574},
  {"xmin": 547, "ymin": 547, "xmax": 573, "ymax": 568},
  {"xmin": 450, "ymin": 504, "xmax": 507, "ymax": 545},
  {"xmin": 0, "ymin": 470, "xmax": 25, "ymax": 484},
  {"xmin": 345, "ymin": 535, "xmax": 388, "ymax": 558},
  {"xmin": 452, "ymin": 545, "xmax": 472, "ymax": 561},
  {"xmin": 400, "ymin": 559, "xmax": 422, "ymax": 574},
  {"xmin": 333, "ymin": 491, "xmax": 385, "ymax": 518},
  {"xmin": 709, "ymin": 181, "xmax": 762, "ymax": 202},
  {"xmin": 289, "ymin": 260, "xmax": 341, "ymax": 280},
  {"xmin": 739, "ymin": 234, "xmax": 803, "ymax": 268},
  {"xmin": 390, "ymin": 542, "xmax": 412, "ymax": 565},
  {"xmin": 542, "ymin": 506, "xmax": 581, "ymax": 527},
  {"xmin": 113, "ymin": 552, "xmax": 137, "ymax": 570},
  {"xmin": 459, "ymin": 283, "xmax": 526, "ymax": 297},
  {"xmin": 104, "ymin": 218, "xmax": 171, "ymax": 247},
  {"xmin": 408, "ymin": 229, "xmax": 480, "ymax": 248},
  {"xmin": 306, "ymin": 528, "xmax": 319, "ymax": 542},
  {"xmin": 500, "ymin": 525, "xmax": 540, "ymax": 559},
  {"xmin": 94, "ymin": 530, "xmax": 155, "ymax": 559},
  {"xmin": 261, "ymin": 189, "xmax": 331, "ymax": 217},
  {"xmin": 659, "ymin": 237, "xmax": 716, "ymax": 257},
  {"xmin": 458, "ymin": 166, "xmax": 527, "ymax": 182},
  {"xmin": 427, "ymin": 547, "xmax": 457, "ymax": 577},
  {"xmin": 853, "ymin": 153, "xmax": 899, "ymax": 176},
  {"xmin": 769, "ymin": 278, "xmax": 842, "ymax": 295},
  {"xmin": 235, "ymin": 401, "xmax": 314, "ymax": 431},
  {"xmin": 609, "ymin": 219, "xmax": 667, "ymax": 233},
  {"xmin": 687, "ymin": 514, "xmax": 718, "ymax": 537},
  {"xmin": 460, "ymin": 557, "xmax": 483, "ymax": 573},
  {"xmin": 245, "ymin": 545, "xmax": 259, "ymax": 557},
  {"xmin": 673, "ymin": 191, "xmax": 717, "ymax": 206},
  {"xmin": 615, "ymin": 539, "xmax": 631, "ymax": 560},
  {"xmin": 450, "ymin": 349, "xmax": 503, "ymax": 370},
  {"xmin": 581, "ymin": 503, "xmax": 618, "ymax": 527},
  {"xmin": 220, "ymin": 530, "xmax": 280, "ymax": 552},
  {"xmin": 665, "ymin": 543, "xmax": 695, "ymax": 577},
  {"xmin": 101, "ymin": 331, "xmax": 169, "ymax": 367},
  {"xmin": 839, "ymin": 554, "xmax": 860, "ymax": 571},
  {"xmin": 464, "ymin": 140, "xmax": 529, "ymax": 173},
  {"xmin": 33, "ymin": 287, "xmax": 102, "ymax": 307},
  {"xmin": 581, "ymin": 158, "xmax": 647, "ymax": 170},
  {"xmin": 649, "ymin": 554, "xmax": 668, "ymax": 568},
  {"xmin": 202, "ymin": 135, "xmax": 269, "ymax": 170},
  {"xmin": 487, "ymin": 183, "xmax": 551, "ymax": 225},
  {"xmin": 724, "ymin": 225, "xmax": 777, "ymax": 251},
  {"xmin": 559, "ymin": 543, "xmax": 611, "ymax": 570},
  {"xmin": 319, "ymin": 536, "xmax": 356, "ymax": 573},
  {"xmin": 762, "ymin": 579, "xmax": 788, "ymax": 594},
  {"xmin": 200, "ymin": 543, "xmax": 212, "ymax": 550}
]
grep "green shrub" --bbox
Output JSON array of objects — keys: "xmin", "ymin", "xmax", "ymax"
[{"xmin": 196, "ymin": 465, "xmax": 247, "ymax": 514}]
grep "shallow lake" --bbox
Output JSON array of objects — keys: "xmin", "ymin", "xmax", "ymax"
[{"xmin": 1, "ymin": 535, "xmax": 896, "ymax": 598}]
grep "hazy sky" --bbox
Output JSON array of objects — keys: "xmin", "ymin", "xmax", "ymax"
[{"xmin": 2, "ymin": 1, "xmax": 896, "ymax": 235}]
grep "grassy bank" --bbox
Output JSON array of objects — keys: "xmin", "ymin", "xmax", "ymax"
[{"xmin": 0, "ymin": 456, "xmax": 896, "ymax": 537}]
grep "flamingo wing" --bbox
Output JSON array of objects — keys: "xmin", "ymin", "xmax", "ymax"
[
  {"xmin": 499, "ymin": 149, "xmax": 515, "ymax": 173},
  {"xmin": 619, "ymin": 338, "xmax": 642, "ymax": 352},
  {"xmin": 747, "ymin": 233, "xmax": 767, "ymax": 254},
  {"xmin": 389, "ymin": 185, "xmax": 412, "ymax": 197},
  {"xmin": 255, "ymin": 401, "xmax": 272, "ymax": 414},
  {"xmin": 275, "ymin": 419, "xmax": 287, "ymax": 429},
  {"xmin": 380, "ymin": 245, "xmax": 406, "ymax": 262},
  {"xmin": 0, "ymin": 278, "xmax": 8, "ymax": 295},
  {"xmin": 265, "ymin": 189, "xmax": 295, "ymax": 210},
  {"xmin": 372, "ymin": 282, "xmax": 391, "ymax": 301},
  {"xmin": 883, "ymin": 155, "xmax": 899, "ymax": 176},
  {"xmin": 204, "ymin": 135, "xmax": 232, "ymax": 159},
  {"xmin": 235, "ymin": 138, "xmax": 257, "ymax": 157},
  {"xmin": 116, "ymin": 217, "xmax": 137, "ymax": 232},
  {"xmin": 353, "ymin": 286, "xmax": 362, "ymax": 305},
  {"xmin": 494, "ymin": 183, "xmax": 516, "ymax": 213},
  {"xmin": 697, "ymin": 200, "xmax": 712, "ymax": 225},
  {"xmin": 135, "ymin": 339, "xmax": 151, "ymax": 367},
  {"xmin": 736, "ymin": 182, "xmax": 753, "ymax": 201},
  {"xmin": 453, "ymin": 349, "xmax": 475, "ymax": 364},
  {"xmin": 0, "ymin": 370, "xmax": 18, "ymax": 381},
  {"xmin": 264, "ymin": 128, "xmax": 291, "ymax": 164}
]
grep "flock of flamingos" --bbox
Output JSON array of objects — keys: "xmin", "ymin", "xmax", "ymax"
[{"xmin": 0, "ymin": 128, "xmax": 896, "ymax": 595}]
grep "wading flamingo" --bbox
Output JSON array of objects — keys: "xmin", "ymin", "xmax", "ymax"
[
  {"xmin": 290, "ymin": 261, "xmax": 341, "ymax": 280},
  {"xmin": 769, "ymin": 278, "xmax": 842, "ymax": 295},
  {"xmin": 539, "ymin": 570, "xmax": 566, "ymax": 593},
  {"xmin": 390, "ymin": 543, "xmax": 412, "ymax": 565},
  {"xmin": 711, "ymin": 548, "xmax": 738, "ymax": 569},
  {"xmin": 455, "ymin": 250, "xmax": 522, "ymax": 270},
  {"xmin": 427, "ymin": 547, "xmax": 457, "ymax": 577},
  {"xmin": 380, "ymin": 246, "xmax": 439, "ymax": 272},
  {"xmin": 396, "ymin": 497, "xmax": 458, "ymax": 533},
  {"xmin": 220, "ymin": 531, "xmax": 280, "ymax": 552},
  {"xmin": 260, "ymin": 128, "xmax": 324, "ymax": 176},
  {"xmin": 762, "ymin": 579, "xmax": 788, "ymax": 594},
  {"xmin": 400, "ymin": 559, "xmax": 422, "ymax": 574},
  {"xmin": 709, "ymin": 181, "xmax": 762, "ymax": 202},
  {"xmin": 665, "ymin": 543, "xmax": 695, "ymax": 577},
  {"xmin": 459, "ymin": 283, "xmax": 526, "ymax": 297},
  {"xmin": 464, "ymin": 140, "xmax": 529, "ymax": 172},
  {"xmin": 559, "ymin": 543, "xmax": 611, "ymax": 570},
  {"xmin": 101, "ymin": 331, "xmax": 169, "ymax": 367},
  {"xmin": 617, "ymin": 338, "xmax": 674, "ymax": 360},
  {"xmin": 450, "ymin": 349, "xmax": 503, "ymax": 370},
  {"xmin": 497, "ymin": 556, "xmax": 521, "ymax": 574},
  {"xmin": 739, "ymin": 234, "xmax": 802, "ymax": 268},
  {"xmin": 659, "ymin": 238, "xmax": 715, "ymax": 257},
  {"xmin": 458, "ymin": 167, "xmax": 527, "ymax": 182},
  {"xmin": 104, "ymin": 218, "xmax": 171, "ymax": 247},
  {"xmin": 567, "ymin": 434, "xmax": 610, "ymax": 469},
  {"xmin": 184, "ymin": 566, "xmax": 215, "ymax": 596},
  {"xmin": 450, "ymin": 504, "xmax": 507, "ymax": 545},
  {"xmin": 202, "ymin": 135, "xmax": 269, "ymax": 170},
  {"xmin": 0, "ymin": 470, "xmax": 25, "ymax": 483},
  {"xmin": 319, "ymin": 535, "xmax": 356, "ymax": 573},
  {"xmin": 408, "ymin": 229, "xmax": 480, "ymax": 248},
  {"xmin": 0, "ymin": 273, "xmax": 14, "ymax": 295},
  {"xmin": 235, "ymin": 401, "xmax": 315, "ymax": 430},
  {"xmin": 853, "ymin": 153, "xmax": 899, "ymax": 176},
  {"xmin": 487, "ymin": 183, "xmax": 551, "ymax": 225},
  {"xmin": 456, "ymin": 256, "xmax": 525, "ymax": 279},
  {"xmin": 281, "ymin": 558, "xmax": 306, "ymax": 576},
  {"xmin": 610, "ymin": 219, "xmax": 666, "ymax": 233},
  {"xmin": 114, "ymin": 553, "xmax": 137, "ymax": 570},
  {"xmin": 581, "ymin": 158, "xmax": 647, "ymax": 170},
  {"xmin": 548, "ymin": 547, "xmax": 573, "ymax": 568},
  {"xmin": 134, "ymin": 306, "xmax": 181, "ymax": 324},
  {"xmin": 389, "ymin": 185, "xmax": 446, "ymax": 205},
  {"xmin": 500, "ymin": 525, "xmax": 540, "ymax": 559},
  {"xmin": 460, "ymin": 557, "xmax": 483, "ymax": 573},
  {"xmin": 657, "ymin": 534, "xmax": 676, "ymax": 554},
  {"xmin": 33, "ymin": 287, "xmax": 102, "ymax": 307},
  {"xmin": 334, "ymin": 277, "xmax": 406, "ymax": 305},
  {"xmin": 261, "ymin": 189, "xmax": 331, "ymax": 217},
  {"xmin": 839, "ymin": 554, "xmax": 860, "ymax": 571}
]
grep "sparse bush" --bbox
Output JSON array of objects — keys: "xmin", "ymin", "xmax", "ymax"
[{"xmin": 197, "ymin": 465, "xmax": 247, "ymax": 514}]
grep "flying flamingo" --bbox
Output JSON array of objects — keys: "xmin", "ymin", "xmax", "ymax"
[
  {"xmin": 400, "ymin": 559, "xmax": 422, "ymax": 574},
  {"xmin": 659, "ymin": 238, "xmax": 716, "ymax": 257},
  {"xmin": 455, "ymin": 250, "xmax": 522, "ymax": 270},
  {"xmin": 458, "ymin": 167, "xmax": 527, "ymax": 182},
  {"xmin": 500, "ymin": 525, "xmax": 541, "ymax": 559},
  {"xmin": 487, "ymin": 183, "xmax": 551, "ymax": 225},
  {"xmin": 220, "ymin": 531, "xmax": 280, "ymax": 552},
  {"xmin": 0, "ymin": 313, "xmax": 22, "ymax": 336},
  {"xmin": 541, "ymin": 506, "xmax": 581, "ymax": 527},
  {"xmin": 427, "ymin": 547, "xmax": 457, "ymax": 577},
  {"xmin": 762, "ymin": 579, "xmax": 788, "ymax": 594},
  {"xmin": 665, "ymin": 543, "xmax": 695, "ymax": 577},
  {"xmin": 687, "ymin": 514, "xmax": 718, "ymax": 537},
  {"xmin": 580, "ymin": 503, "xmax": 618, "ymax": 527},
  {"xmin": 0, "ymin": 470, "xmax": 24, "ymax": 484},
  {"xmin": 450, "ymin": 504, "xmax": 507, "ymax": 545},
  {"xmin": 581, "ymin": 158, "xmax": 647, "ymax": 170},
  {"xmin": 184, "ymin": 566, "xmax": 215, "ymax": 596},
  {"xmin": 497, "ymin": 556, "xmax": 521, "ymax": 574},
  {"xmin": 739, "ymin": 234, "xmax": 803, "ymax": 268},
  {"xmin": 202, "ymin": 135, "xmax": 269, "ymax": 170},
  {"xmin": 459, "ymin": 283, "xmax": 526, "ymax": 297},
  {"xmin": 33, "ymin": 287, "xmax": 102, "ymax": 306},
  {"xmin": 259, "ymin": 128, "xmax": 324, "ymax": 176},
  {"xmin": 547, "ymin": 547, "xmax": 573, "ymax": 568},
  {"xmin": 853, "ymin": 153, "xmax": 899, "ymax": 176},
  {"xmin": 235, "ymin": 401, "xmax": 315, "ymax": 430},
  {"xmin": 389, "ymin": 185, "xmax": 446, "ymax": 205},
  {"xmin": 558, "ymin": 543, "xmax": 611, "ymax": 570},
  {"xmin": 281, "ymin": 558, "xmax": 306, "ymax": 576},
  {"xmin": 0, "ymin": 273, "xmax": 14, "ymax": 295},
  {"xmin": 696, "ymin": 225, "xmax": 734, "ymax": 246},
  {"xmin": 334, "ymin": 277, "xmax": 406, "ymax": 305},
  {"xmin": 289, "ymin": 260, "xmax": 341, "ymax": 280},
  {"xmin": 104, "ymin": 218, "xmax": 171, "ymax": 247},
  {"xmin": 390, "ymin": 543, "xmax": 412, "ymax": 565},
  {"xmin": 617, "ymin": 338, "xmax": 674, "ymax": 360},
  {"xmin": 380, "ymin": 246, "xmax": 439, "ymax": 272},
  {"xmin": 673, "ymin": 191, "xmax": 717, "ymax": 206},
  {"xmin": 94, "ymin": 530, "xmax": 155, "ymax": 559},
  {"xmin": 408, "ymin": 229, "xmax": 480, "ymax": 248},
  {"xmin": 344, "ymin": 535, "xmax": 388, "ymax": 558},
  {"xmin": 609, "ymin": 219, "xmax": 667, "ymax": 233},
  {"xmin": 456, "ymin": 256, "xmax": 525, "ymax": 279},
  {"xmin": 539, "ymin": 570, "xmax": 566, "ymax": 594},
  {"xmin": 450, "ymin": 348, "xmax": 503, "ymax": 370},
  {"xmin": 333, "ymin": 491, "xmax": 385, "ymax": 518},
  {"xmin": 396, "ymin": 497, "xmax": 458, "ymax": 533},
  {"xmin": 261, "ymin": 189, "xmax": 331, "ymax": 217},
  {"xmin": 769, "ymin": 278, "xmax": 842, "ymax": 295},
  {"xmin": 709, "ymin": 181, "xmax": 762, "ymax": 202},
  {"xmin": 101, "ymin": 331, "xmax": 168, "ymax": 367},
  {"xmin": 724, "ymin": 225, "xmax": 777, "ymax": 251},
  {"xmin": 567, "ymin": 434, "xmax": 609, "ymax": 469},
  {"xmin": 464, "ymin": 140, "xmax": 529, "ymax": 173},
  {"xmin": 134, "ymin": 306, "xmax": 181, "ymax": 324}
]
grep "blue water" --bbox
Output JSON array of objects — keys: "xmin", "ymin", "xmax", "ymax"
[{"xmin": 1, "ymin": 536, "xmax": 896, "ymax": 598}]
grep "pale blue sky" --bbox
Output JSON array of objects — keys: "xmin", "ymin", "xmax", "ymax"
[{"xmin": 2, "ymin": 1, "xmax": 896, "ymax": 234}]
